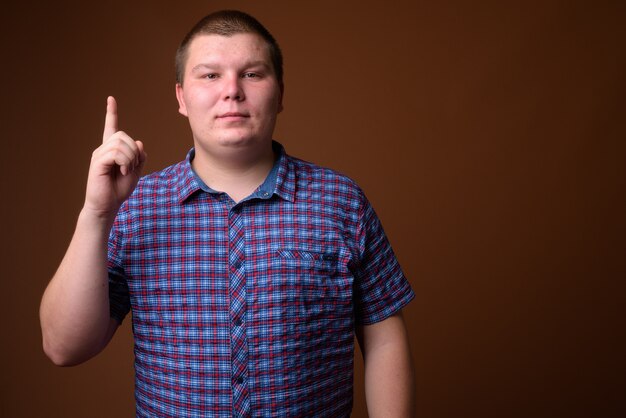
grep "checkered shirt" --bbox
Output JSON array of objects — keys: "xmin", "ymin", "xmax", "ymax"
[{"xmin": 108, "ymin": 142, "xmax": 414, "ymax": 417}]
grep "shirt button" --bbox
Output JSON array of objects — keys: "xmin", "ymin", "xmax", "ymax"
[
  {"xmin": 235, "ymin": 318, "xmax": 243, "ymax": 326},
  {"xmin": 232, "ymin": 260, "xmax": 242, "ymax": 270},
  {"xmin": 236, "ymin": 376, "xmax": 244, "ymax": 384}
]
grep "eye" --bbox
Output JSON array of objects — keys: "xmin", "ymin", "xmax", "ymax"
[
  {"xmin": 204, "ymin": 73, "xmax": 218, "ymax": 79},
  {"xmin": 242, "ymin": 72, "xmax": 260, "ymax": 79}
]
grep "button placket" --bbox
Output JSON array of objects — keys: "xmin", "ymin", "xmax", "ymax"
[{"xmin": 228, "ymin": 207, "xmax": 250, "ymax": 416}]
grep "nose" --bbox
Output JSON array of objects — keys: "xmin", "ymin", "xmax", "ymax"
[{"xmin": 223, "ymin": 74, "xmax": 245, "ymax": 101}]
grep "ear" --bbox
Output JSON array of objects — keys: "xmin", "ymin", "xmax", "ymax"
[
  {"xmin": 277, "ymin": 82, "xmax": 284, "ymax": 114},
  {"xmin": 175, "ymin": 83, "xmax": 188, "ymax": 117}
]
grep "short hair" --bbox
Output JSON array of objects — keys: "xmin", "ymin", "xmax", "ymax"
[{"xmin": 175, "ymin": 10, "xmax": 283, "ymax": 86}]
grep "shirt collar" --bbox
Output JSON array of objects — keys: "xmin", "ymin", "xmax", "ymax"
[
  {"xmin": 175, "ymin": 149, "xmax": 204, "ymax": 203},
  {"xmin": 176, "ymin": 141, "xmax": 296, "ymax": 204},
  {"xmin": 273, "ymin": 141, "xmax": 296, "ymax": 202}
]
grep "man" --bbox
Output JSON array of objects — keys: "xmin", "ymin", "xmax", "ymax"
[{"xmin": 40, "ymin": 10, "xmax": 415, "ymax": 417}]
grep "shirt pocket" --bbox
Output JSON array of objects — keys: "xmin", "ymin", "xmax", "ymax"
[
  {"xmin": 272, "ymin": 249, "xmax": 353, "ymax": 319},
  {"xmin": 268, "ymin": 249, "xmax": 355, "ymax": 372}
]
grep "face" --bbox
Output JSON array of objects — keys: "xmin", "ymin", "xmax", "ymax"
[{"xmin": 176, "ymin": 33, "xmax": 283, "ymax": 159}]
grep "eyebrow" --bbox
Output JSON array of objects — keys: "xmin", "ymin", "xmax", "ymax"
[{"xmin": 191, "ymin": 60, "xmax": 272, "ymax": 73}]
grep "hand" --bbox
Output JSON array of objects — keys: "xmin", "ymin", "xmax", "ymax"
[{"xmin": 83, "ymin": 96, "xmax": 147, "ymax": 219}]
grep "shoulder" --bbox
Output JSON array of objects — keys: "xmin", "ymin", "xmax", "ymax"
[
  {"xmin": 287, "ymin": 154, "xmax": 364, "ymax": 197},
  {"xmin": 137, "ymin": 159, "xmax": 187, "ymax": 188},
  {"xmin": 120, "ymin": 159, "xmax": 192, "ymax": 214},
  {"xmin": 112, "ymin": 158, "xmax": 192, "ymax": 236},
  {"xmin": 284, "ymin": 154, "xmax": 369, "ymax": 218}
]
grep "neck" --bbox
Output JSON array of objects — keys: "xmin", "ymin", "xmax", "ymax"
[{"xmin": 192, "ymin": 142, "xmax": 276, "ymax": 203}]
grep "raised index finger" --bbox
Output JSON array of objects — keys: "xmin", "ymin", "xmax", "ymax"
[{"xmin": 103, "ymin": 96, "xmax": 118, "ymax": 143}]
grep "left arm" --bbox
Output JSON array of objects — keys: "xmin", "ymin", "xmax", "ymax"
[{"xmin": 356, "ymin": 311, "xmax": 415, "ymax": 418}]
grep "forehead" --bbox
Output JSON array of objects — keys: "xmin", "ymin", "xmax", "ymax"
[{"xmin": 185, "ymin": 33, "xmax": 272, "ymax": 67}]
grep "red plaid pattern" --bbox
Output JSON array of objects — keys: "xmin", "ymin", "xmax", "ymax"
[{"xmin": 108, "ymin": 142, "xmax": 414, "ymax": 417}]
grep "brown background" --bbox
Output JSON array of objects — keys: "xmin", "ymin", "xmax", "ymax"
[{"xmin": 2, "ymin": 0, "xmax": 625, "ymax": 417}]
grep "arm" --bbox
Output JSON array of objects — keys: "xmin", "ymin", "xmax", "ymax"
[
  {"xmin": 356, "ymin": 311, "xmax": 415, "ymax": 418},
  {"xmin": 40, "ymin": 96, "xmax": 146, "ymax": 366}
]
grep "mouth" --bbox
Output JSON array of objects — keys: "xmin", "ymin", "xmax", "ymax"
[{"xmin": 217, "ymin": 112, "xmax": 250, "ymax": 119}]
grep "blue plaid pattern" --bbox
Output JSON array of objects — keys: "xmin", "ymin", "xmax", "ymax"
[{"xmin": 108, "ymin": 142, "xmax": 414, "ymax": 417}]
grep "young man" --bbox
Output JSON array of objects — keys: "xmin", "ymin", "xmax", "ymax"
[{"xmin": 40, "ymin": 10, "xmax": 415, "ymax": 417}]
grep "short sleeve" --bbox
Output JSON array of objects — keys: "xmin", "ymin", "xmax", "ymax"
[
  {"xmin": 353, "ymin": 192, "xmax": 414, "ymax": 325},
  {"xmin": 108, "ymin": 272, "xmax": 131, "ymax": 324}
]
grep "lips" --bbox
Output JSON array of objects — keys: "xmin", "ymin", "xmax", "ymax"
[{"xmin": 217, "ymin": 112, "xmax": 249, "ymax": 119}]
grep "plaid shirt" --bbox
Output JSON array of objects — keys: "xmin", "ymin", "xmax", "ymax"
[{"xmin": 108, "ymin": 142, "xmax": 414, "ymax": 417}]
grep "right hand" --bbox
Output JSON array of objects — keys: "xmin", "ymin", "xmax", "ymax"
[{"xmin": 83, "ymin": 96, "xmax": 147, "ymax": 219}]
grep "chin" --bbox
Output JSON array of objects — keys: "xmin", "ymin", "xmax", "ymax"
[
  {"xmin": 216, "ymin": 135, "xmax": 258, "ymax": 148},
  {"xmin": 219, "ymin": 128, "xmax": 273, "ymax": 147},
  {"xmin": 195, "ymin": 134, "xmax": 264, "ymax": 155}
]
